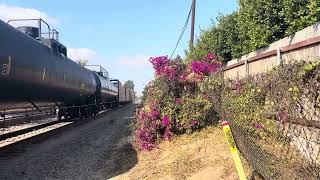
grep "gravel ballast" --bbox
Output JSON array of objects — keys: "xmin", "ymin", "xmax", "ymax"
[{"xmin": 0, "ymin": 104, "xmax": 137, "ymax": 180}]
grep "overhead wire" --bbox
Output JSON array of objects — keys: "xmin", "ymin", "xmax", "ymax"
[{"xmin": 169, "ymin": 4, "xmax": 193, "ymax": 60}]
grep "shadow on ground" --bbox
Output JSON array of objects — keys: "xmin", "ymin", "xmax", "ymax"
[
  {"xmin": 103, "ymin": 142, "xmax": 138, "ymax": 179},
  {"xmin": 98, "ymin": 115, "xmax": 138, "ymax": 179}
]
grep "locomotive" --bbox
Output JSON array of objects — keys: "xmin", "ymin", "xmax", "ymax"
[{"xmin": 0, "ymin": 18, "xmax": 134, "ymax": 120}]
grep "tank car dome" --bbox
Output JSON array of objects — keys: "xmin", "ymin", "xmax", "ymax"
[{"xmin": 17, "ymin": 26, "xmax": 39, "ymax": 39}]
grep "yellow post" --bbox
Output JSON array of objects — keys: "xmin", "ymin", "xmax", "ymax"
[{"xmin": 221, "ymin": 121, "xmax": 246, "ymax": 180}]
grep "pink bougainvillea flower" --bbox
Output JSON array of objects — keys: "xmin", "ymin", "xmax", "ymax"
[
  {"xmin": 205, "ymin": 52, "xmax": 217, "ymax": 60},
  {"xmin": 162, "ymin": 65, "xmax": 177, "ymax": 80},
  {"xmin": 150, "ymin": 120, "xmax": 159, "ymax": 129},
  {"xmin": 179, "ymin": 73, "xmax": 187, "ymax": 81},
  {"xmin": 163, "ymin": 128, "xmax": 173, "ymax": 140},
  {"xmin": 191, "ymin": 60, "xmax": 221, "ymax": 75},
  {"xmin": 150, "ymin": 109, "xmax": 160, "ymax": 119},
  {"xmin": 149, "ymin": 56, "xmax": 169, "ymax": 75},
  {"xmin": 278, "ymin": 109, "xmax": 288, "ymax": 123},
  {"xmin": 162, "ymin": 115, "xmax": 170, "ymax": 127},
  {"xmin": 191, "ymin": 61, "xmax": 208, "ymax": 74},
  {"xmin": 203, "ymin": 95, "xmax": 210, "ymax": 100},
  {"xmin": 235, "ymin": 82, "xmax": 244, "ymax": 94},
  {"xmin": 149, "ymin": 56, "xmax": 180, "ymax": 80},
  {"xmin": 253, "ymin": 122, "xmax": 264, "ymax": 129},
  {"xmin": 191, "ymin": 120, "xmax": 199, "ymax": 127},
  {"xmin": 175, "ymin": 98, "xmax": 183, "ymax": 105},
  {"xmin": 136, "ymin": 127, "xmax": 156, "ymax": 150},
  {"xmin": 138, "ymin": 111, "xmax": 149, "ymax": 121},
  {"xmin": 151, "ymin": 99, "xmax": 160, "ymax": 106}
]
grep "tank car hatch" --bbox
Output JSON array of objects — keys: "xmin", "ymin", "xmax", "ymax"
[{"xmin": 16, "ymin": 26, "xmax": 39, "ymax": 39}]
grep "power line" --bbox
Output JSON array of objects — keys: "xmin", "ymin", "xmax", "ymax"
[{"xmin": 169, "ymin": 4, "xmax": 193, "ymax": 60}]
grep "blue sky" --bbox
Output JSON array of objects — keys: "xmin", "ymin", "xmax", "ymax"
[{"xmin": 0, "ymin": 0, "xmax": 237, "ymax": 95}]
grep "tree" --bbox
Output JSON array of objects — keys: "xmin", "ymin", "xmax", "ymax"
[
  {"xmin": 282, "ymin": 0, "xmax": 320, "ymax": 36},
  {"xmin": 185, "ymin": 0, "xmax": 320, "ymax": 63},
  {"xmin": 124, "ymin": 80, "xmax": 135, "ymax": 90},
  {"xmin": 77, "ymin": 59, "xmax": 88, "ymax": 67},
  {"xmin": 174, "ymin": 55, "xmax": 183, "ymax": 62},
  {"xmin": 237, "ymin": 0, "xmax": 286, "ymax": 53},
  {"xmin": 186, "ymin": 12, "xmax": 241, "ymax": 63}
]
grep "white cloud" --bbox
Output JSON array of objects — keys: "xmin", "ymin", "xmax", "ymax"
[
  {"xmin": 0, "ymin": 4, "xmax": 58, "ymax": 27},
  {"xmin": 68, "ymin": 48, "xmax": 99, "ymax": 62}
]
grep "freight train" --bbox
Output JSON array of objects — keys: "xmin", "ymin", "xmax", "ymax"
[{"xmin": 0, "ymin": 18, "xmax": 134, "ymax": 120}]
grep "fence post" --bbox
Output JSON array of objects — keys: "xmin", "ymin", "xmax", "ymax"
[
  {"xmin": 277, "ymin": 47, "xmax": 282, "ymax": 65},
  {"xmin": 245, "ymin": 58, "xmax": 249, "ymax": 79},
  {"xmin": 221, "ymin": 121, "xmax": 246, "ymax": 180}
]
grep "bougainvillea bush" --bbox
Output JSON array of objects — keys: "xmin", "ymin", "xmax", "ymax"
[
  {"xmin": 133, "ymin": 53, "xmax": 320, "ymax": 150},
  {"xmin": 221, "ymin": 61, "xmax": 320, "ymax": 139},
  {"xmin": 133, "ymin": 53, "xmax": 222, "ymax": 150}
]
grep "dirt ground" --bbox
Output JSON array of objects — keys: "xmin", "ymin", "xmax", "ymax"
[
  {"xmin": 113, "ymin": 126, "xmax": 252, "ymax": 180},
  {"xmin": 0, "ymin": 105, "xmax": 253, "ymax": 179},
  {"xmin": 0, "ymin": 105, "xmax": 138, "ymax": 180}
]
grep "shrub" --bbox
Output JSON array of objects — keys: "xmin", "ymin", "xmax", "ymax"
[{"xmin": 135, "ymin": 44, "xmax": 319, "ymax": 150}]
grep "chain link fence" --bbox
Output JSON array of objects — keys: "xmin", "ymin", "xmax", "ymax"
[{"xmin": 209, "ymin": 61, "xmax": 320, "ymax": 179}]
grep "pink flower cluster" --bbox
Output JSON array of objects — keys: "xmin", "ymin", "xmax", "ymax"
[
  {"xmin": 149, "ymin": 56, "xmax": 178, "ymax": 80},
  {"xmin": 191, "ymin": 60, "xmax": 221, "ymax": 75},
  {"xmin": 191, "ymin": 120, "xmax": 199, "ymax": 127},
  {"xmin": 175, "ymin": 98, "xmax": 183, "ymax": 105},
  {"xmin": 162, "ymin": 115, "xmax": 173, "ymax": 140},
  {"xmin": 205, "ymin": 52, "xmax": 217, "ymax": 61},
  {"xmin": 162, "ymin": 65, "xmax": 177, "ymax": 80},
  {"xmin": 252, "ymin": 122, "xmax": 264, "ymax": 129},
  {"xmin": 162, "ymin": 115, "xmax": 170, "ymax": 127},
  {"xmin": 151, "ymin": 109, "xmax": 160, "ymax": 120},
  {"xmin": 149, "ymin": 56, "xmax": 169, "ymax": 75},
  {"xmin": 278, "ymin": 109, "xmax": 288, "ymax": 123},
  {"xmin": 137, "ymin": 127, "xmax": 156, "ymax": 150},
  {"xmin": 163, "ymin": 128, "xmax": 173, "ymax": 140}
]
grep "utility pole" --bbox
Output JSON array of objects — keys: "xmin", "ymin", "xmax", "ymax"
[{"xmin": 190, "ymin": 0, "xmax": 196, "ymax": 49}]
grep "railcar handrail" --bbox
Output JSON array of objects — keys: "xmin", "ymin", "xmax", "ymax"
[
  {"xmin": 7, "ymin": 18, "xmax": 59, "ymax": 41},
  {"xmin": 85, "ymin": 65, "xmax": 109, "ymax": 78}
]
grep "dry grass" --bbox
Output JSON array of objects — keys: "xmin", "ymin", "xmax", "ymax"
[{"xmin": 112, "ymin": 127, "xmax": 252, "ymax": 180}]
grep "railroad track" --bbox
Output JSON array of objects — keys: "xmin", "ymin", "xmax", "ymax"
[
  {"xmin": 0, "ymin": 105, "xmax": 120, "ymax": 150},
  {"xmin": 0, "ymin": 119, "xmax": 62, "ymax": 141}
]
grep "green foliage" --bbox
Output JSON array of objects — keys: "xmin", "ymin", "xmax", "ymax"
[
  {"xmin": 76, "ymin": 59, "xmax": 88, "ymax": 67},
  {"xmin": 140, "ymin": 85, "xmax": 149, "ymax": 105},
  {"xmin": 187, "ymin": 13, "xmax": 240, "ymax": 63},
  {"xmin": 135, "ymin": 49, "xmax": 319, "ymax": 150},
  {"xmin": 186, "ymin": 0, "xmax": 320, "ymax": 63},
  {"xmin": 124, "ymin": 80, "xmax": 135, "ymax": 90},
  {"xmin": 238, "ymin": 0, "xmax": 286, "ymax": 52},
  {"xmin": 282, "ymin": 0, "xmax": 320, "ymax": 35},
  {"xmin": 178, "ymin": 96, "xmax": 213, "ymax": 130},
  {"xmin": 222, "ymin": 81, "xmax": 275, "ymax": 139}
]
